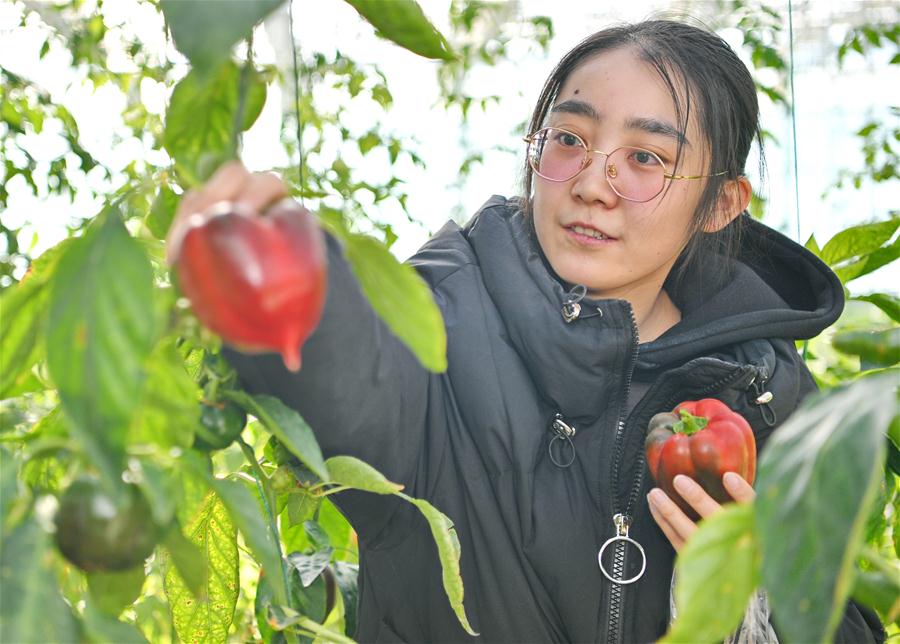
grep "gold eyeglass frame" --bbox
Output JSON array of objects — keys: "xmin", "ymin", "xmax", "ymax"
[{"xmin": 524, "ymin": 126, "xmax": 727, "ymax": 202}]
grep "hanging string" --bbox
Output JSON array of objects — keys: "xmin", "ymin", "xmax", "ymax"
[
  {"xmin": 787, "ymin": 0, "xmax": 801, "ymax": 242},
  {"xmin": 288, "ymin": 0, "xmax": 305, "ymax": 207},
  {"xmin": 788, "ymin": 0, "xmax": 809, "ymax": 362}
]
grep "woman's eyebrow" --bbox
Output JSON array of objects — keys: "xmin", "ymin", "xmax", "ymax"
[
  {"xmin": 551, "ymin": 99, "xmax": 690, "ymax": 147},
  {"xmin": 551, "ymin": 99, "xmax": 600, "ymax": 121},
  {"xmin": 625, "ymin": 116, "xmax": 690, "ymax": 147}
]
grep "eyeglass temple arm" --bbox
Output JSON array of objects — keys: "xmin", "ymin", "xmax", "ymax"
[{"xmin": 664, "ymin": 170, "xmax": 729, "ymax": 180}]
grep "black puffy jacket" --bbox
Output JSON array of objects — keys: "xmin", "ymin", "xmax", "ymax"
[{"xmin": 226, "ymin": 196, "xmax": 883, "ymax": 643}]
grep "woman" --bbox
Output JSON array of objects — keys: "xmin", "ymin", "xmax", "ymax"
[{"xmin": 169, "ymin": 20, "xmax": 883, "ymax": 643}]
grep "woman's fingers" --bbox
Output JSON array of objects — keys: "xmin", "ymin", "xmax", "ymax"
[
  {"xmin": 165, "ymin": 162, "xmax": 289, "ymax": 265},
  {"xmin": 648, "ymin": 473, "xmax": 757, "ymax": 552},
  {"xmin": 647, "ymin": 488, "xmax": 688, "ymax": 551},
  {"xmin": 233, "ymin": 171, "xmax": 288, "ymax": 213},
  {"xmin": 647, "ymin": 472, "xmax": 756, "ymax": 551},
  {"xmin": 647, "ymin": 476, "xmax": 723, "ymax": 552},
  {"xmin": 198, "ymin": 159, "xmax": 253, "ymax": 208},
  {"xmin": 723, "ymin": 471, "xmax": 756, "ymax": 502},
  {"xmin": 673, "ymin": 475, "xmax": 722, "ymax": 519}
]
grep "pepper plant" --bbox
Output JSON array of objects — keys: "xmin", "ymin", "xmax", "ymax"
[
  {"xmin": 1, "ymin": 2, "xmax": 898, "ymax": 643},
  {"xmin": 1, "ymin": 2, "xmax": 469, "ymax": 642}
]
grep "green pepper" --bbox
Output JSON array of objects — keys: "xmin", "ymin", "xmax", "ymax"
[
  {"xmin": 193, "ymin": 400, "xmax": 247, "ymax": 451},
  {"xmin": 54, "ymin": 478, "xmax": 159, "ymax": 572}
]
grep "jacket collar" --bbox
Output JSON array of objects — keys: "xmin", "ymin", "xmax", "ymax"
[
  {"xmin": 462, "ymin": 196, "xmax": 636, "ymax": 422},
  {"xmin": 449, "ymin": 196, "xmax": 843, "ymax": 414}
]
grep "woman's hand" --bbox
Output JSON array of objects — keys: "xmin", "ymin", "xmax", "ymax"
[
  {"xmin": 647, "ymin": 472, "xmax": 755, "ymax": 552},
  {"xmin": 165, "ymin": 161, "xmax": 288, "ymax": 265}
]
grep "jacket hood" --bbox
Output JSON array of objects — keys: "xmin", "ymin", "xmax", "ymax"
[{"xmin": 453, "ymin": 195, "xmax": 844, "ymax": 373}]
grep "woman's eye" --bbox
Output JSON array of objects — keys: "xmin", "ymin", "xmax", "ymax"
[
  {"xmin": 551, "ymin": 131, "xmax": 581, "ymax": 148},
  {"xmin": 632, "ymin": 150, "xmax": 662, "ymax": 166}
]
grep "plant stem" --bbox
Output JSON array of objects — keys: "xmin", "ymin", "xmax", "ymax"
[
  {"xmin": 238, "ymin": 438, "xmax": 297, "ymax": 643},
  {"xmin": 320, "ymin": 485, "xmax": 351, "ymax": 496}
]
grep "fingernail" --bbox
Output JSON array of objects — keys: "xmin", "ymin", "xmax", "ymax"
[
  {"xmin": 647, "ymin": 489, "xmax": 664, "ymax": 506},
  {"xmin": 673, "ymin": 475, "xmax": 693, "ymax": 493},
  {"xmin": 723, "ymin": 472, "xmax": 740, "ymax": 487}
]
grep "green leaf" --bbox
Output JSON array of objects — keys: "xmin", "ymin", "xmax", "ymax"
[
  {"xmin": 321, "ymin": 456, "xmax": 472, "ymax": 633},
  {"xmin": 819, "ymin": 216, "xmax": 899, "ymax": 266},
  {"xmin": 755, "ymin": 374, "xmax": 894, "ymax": 643},
  {"xmin": 832, "ymin": 328, "xmax": 900, "ymax": 367},
  {"xmin": 161, "ymin": 527, "xmax": 206, "ymax": 599},
  {"xmin": 889, "ymin": 414, "xmax": 900, "ymax": 451},
  {"xmin": 87, "ymin": 567, "xmax": 146, "ymax": 616},
  {"xmin": 212, "ymin": 478, "xmax": 287, "ymax": 605},
  {"xmin": 834, "ymin": 235, "xmax": 900, "ymax": 284},
  {"xmin": 134, "ymin": 458, "xmax": 178, "ymax": 528},
  {"xmin": 129, "ymin": 338, "xmax": 200, "ymax": 450},
  {"xmin": 146, "ymin": 183, "xmax": 179, "ymax": 240},
  {"xmin": 400, "ymin": 493, "xmax": 477, "ymax": 636},
  {"xmin": 332, "ymin": 561, "xmax": 359, "ymax": 637},
  {"xmin": 804, "ymin": 233, "xmax": 821, "ymax": 256},
  {"xmin": 285, "ymin": 490, "xmax": 319, "ymax": 526},
  {"xmin": 256, "ymin": 560, "xmax": 330, "ymax": 640},
  {"xmin": 0, "ymin": 518, "xmax": 79, "ymax": 643},
  {"xmin": 161, "ymin": 0, "xmax": 285, "ymax": 72},
  {"xmin": 0, "ymin": 279, "xmax": 46, "ymax": 398},
  {"xmin": 662, "ymin": 503, "xmax": 759, "ymax": 644},
  {"xmin": 163, "ymin": 61, "xmax": 267, "ymax": 186},
  {"xmin": 329, "ymin": 227, "xmax": 447, "ymax": 372},
  {"xmin": 285, "ymin": 549, "xmax": 332, "ymax": 588},
  {"xmin": 164, "ymin": 490, "xmax": 239, "ymax": 643},
  {"xmin": 852, "ymin": 552, "xmax": 900, "ymax": 624},
  {"xmin": 316, "ymin": 498, "xmax": 355, "ymax": 557},
  {"xmin": 227, "ymin": 392, "xmax": 328, "ymax": 482},
  {"xmin": 0, "ymin": 447, "xmax": 20, "ymax": 527},
  {"xmin": 0, "ymin": 241, "xmax": 69, "ymax": 398},
  {"xmin": 325, "ymin": 455, "xmax": 404, "ymax": 495},
  {"xmin": 343, "ymin": 0, "xmax": 454, "ymax": 60},
  {"xmin": 852, "ymin": 292, "xmax": 900, "ymax": 323},
  {"xmin": 82, "ymin": 602, "xmax": 148, "ymax": 643},
  {"xmin": 302, "ymin": 519, "xmax": 331, "ymax": 550},
  {"xmin": 262, "ymin": 604, "xmax": 349, "ymax": 643},
  {"xmin": 357, "ymin": 131, "xmax": 381, "ymax": 155},
  {"xmin": 46, "ymin": 208, "xmax": 157, "ymax": 489}
]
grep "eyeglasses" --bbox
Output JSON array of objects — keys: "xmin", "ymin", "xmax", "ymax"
[{"xmin": 524, "ymin": 127, "xmax": 726, "ymax": 202}]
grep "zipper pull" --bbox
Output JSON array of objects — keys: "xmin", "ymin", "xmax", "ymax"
[
  {"xmin": 748, "ymin": 370, "xmax": 777, "ymax": 427},
  {"xmin": 613, "ymin": 512, "xmax": 632, "ymax": 537},
  {"xmin": 561, "ymin": 285, "xmax": 587, "ymax": 323},
  {"xmin": 597, "ymin": 513, "xmax": 646, "ymax": 585},
  {"xmin": 548, "ymin": 413, "xmax": 576, "ymax": 468}
]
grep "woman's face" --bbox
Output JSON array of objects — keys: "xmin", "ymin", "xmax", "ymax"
[{"xmin": 531, "ymin": 47, "xmax": 710, "ymax": 303}]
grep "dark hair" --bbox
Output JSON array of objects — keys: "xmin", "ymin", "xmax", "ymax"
[{"xmin": 521, "ymin": 19, "xmax": 764, "ymax": 289}]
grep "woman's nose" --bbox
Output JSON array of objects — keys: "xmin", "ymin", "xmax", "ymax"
[{"xmin": 571, "ymin": 151, "xmax": 619, "ymax": 207}]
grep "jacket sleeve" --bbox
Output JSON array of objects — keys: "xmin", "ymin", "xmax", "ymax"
[{"xmin": 221, "ymin": 232, "xmax": 431, "ymax": 537}]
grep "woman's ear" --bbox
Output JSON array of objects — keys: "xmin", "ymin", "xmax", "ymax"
[{"xmin": 704, "ymin": 176, "xmax": 752, "ymax": 232}]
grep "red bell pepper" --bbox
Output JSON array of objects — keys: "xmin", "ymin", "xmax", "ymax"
[{"xmin": 645, "ymin": 398, "xmax": 756, "ymax": 520}]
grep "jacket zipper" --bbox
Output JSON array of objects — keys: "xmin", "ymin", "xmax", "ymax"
[
  {"xmin": 604, "ymin": 355, "xmax": 758, "ymax": 644},
  {"xmin": 604, "ymin": 307, "xmax": 640, "ymax": 644}
]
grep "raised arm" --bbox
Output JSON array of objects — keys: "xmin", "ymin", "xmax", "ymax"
[{"xmin": 167, "ymin": 162, "xmax": 432, "ymax": 533}]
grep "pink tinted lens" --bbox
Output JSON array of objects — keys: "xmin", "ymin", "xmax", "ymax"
[
  {"xmin": 607, "ymin": 147, "xmax": 665, "ymax": 201},
  {"xmin": 530, "ymin": 129, "xmax": 585, "ymax": 181}
]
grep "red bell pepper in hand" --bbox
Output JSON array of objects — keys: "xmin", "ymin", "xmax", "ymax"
[{"xmin": 645, "ymin": 399, "xmax": 756, "ymax": 520}]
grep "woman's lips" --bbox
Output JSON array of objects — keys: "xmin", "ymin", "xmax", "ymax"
[{"xmin": 564, "ymin": 223, "xmax": 616, "ymax": 245}]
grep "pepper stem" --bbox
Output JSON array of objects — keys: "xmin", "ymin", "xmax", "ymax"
[{"xmin": 673, "ymin": 409, "xmax": 709, "ymax": 435}]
